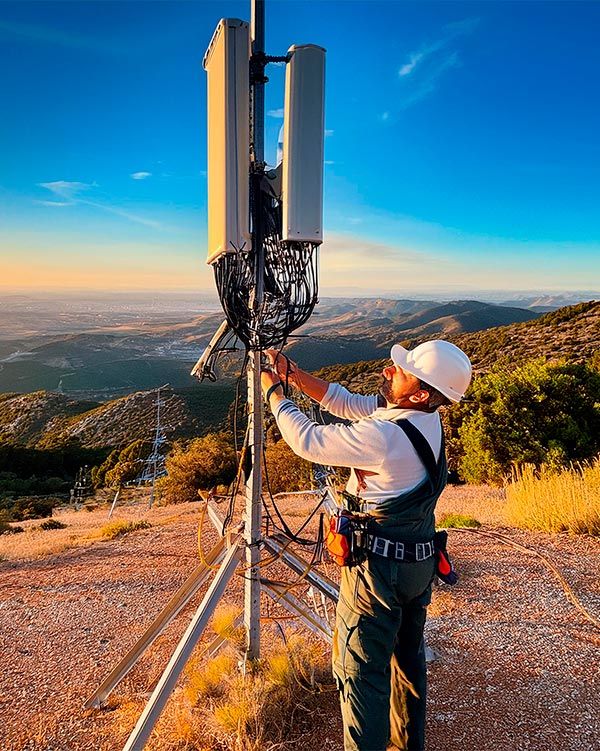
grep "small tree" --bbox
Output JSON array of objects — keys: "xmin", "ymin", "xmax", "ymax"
[
  {"xmin": 158, "ymin": 433, "xmax": 237, "ymax": 505},
  {"xmin": 91, "ymin": 440, "xmax": 150, "ymax": 489},
  {"xmin": 457, "ymin": 358, "xmax": 600, "ymax": 484},
  {"xmin": 91, "ymin": 449, "xmax": 119, "ymax": 489},
  {"xmin": 105, "ymin": 460, "xmax": 140, "ymax": 488}
]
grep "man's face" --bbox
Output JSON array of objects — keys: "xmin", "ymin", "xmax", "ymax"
[{"xmin": 379, "ymin": 362, "xmax": 422, "ymax": 406}]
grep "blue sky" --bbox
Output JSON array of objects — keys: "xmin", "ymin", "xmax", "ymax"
[{"xmin": 1, "ymin": 0, "xmax": 599, "ymax": 295}]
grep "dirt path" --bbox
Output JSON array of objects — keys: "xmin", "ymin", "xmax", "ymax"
[{"xmin": 1, "ymin": 501, "xmax": 598, "ymax": 751}]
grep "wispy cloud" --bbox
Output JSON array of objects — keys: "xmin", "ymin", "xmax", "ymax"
[
  {"xmin": 38, "ymin": 180, "xmax": 94, "ymax": 205},
  {"xmin": 325, "ymin": 129, "xmax": 334, "ymax": 137},
  {"xmin": 37, "ymin": 180, "xmax": 164, "ymax": 229},
  {"xmin": 399, "ymin": 50, "xmax": 428, "ymax": 77},
  {"xmin": 380, "ymin": 111, "xmax": 390, "ymax": 122},
  {"xmin": 130, "ymin": 171, "xmax": 152, "ymax": 180},
  {"xmin": 399, "ymin": 52, "xmax": 461, "ymax": 110},
  {"xmin": 93, "ymin": 203, "xmax": 163, "ymax": 229},
  {"xmin": 267, "ymin": 107, "xmax": 284, "ymax": 118},
  {"xmin": 396, "ymin": 17, "xmax": 479, "ymax": 109},
  {"xmin": 0, "ymin": 18, "xmax": 121, "ymax": 55}
]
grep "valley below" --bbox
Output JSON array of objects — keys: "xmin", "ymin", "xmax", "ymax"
[{"xmin": 0, "ymin": 293, "xmax": 543, "ymax": 398}]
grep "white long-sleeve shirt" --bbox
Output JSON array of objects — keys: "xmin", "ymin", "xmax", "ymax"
[{"xmin": 271, "ymin": 382, "xmax": 443, "ymax": 509}]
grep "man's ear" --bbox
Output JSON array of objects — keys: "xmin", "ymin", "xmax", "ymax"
[{"xmin": 408, "ymin": 389, "xmax": 430, "ymax": 404}]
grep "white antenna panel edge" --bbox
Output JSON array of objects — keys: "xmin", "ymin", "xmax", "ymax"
[
  {"xmin": 203, "ymin": 19, "xmax": 251, "ymax": 265},
  {"xmin": 282, "ymin": 44, "xmax": 326, "ymax": 245}
]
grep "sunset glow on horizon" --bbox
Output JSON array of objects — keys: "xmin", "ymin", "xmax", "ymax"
[{"xmin": 1, "ymin": 1, "xmax": 599, "ymax": 296}]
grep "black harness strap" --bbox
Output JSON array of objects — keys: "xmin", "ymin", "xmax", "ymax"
[{"xmin": 393, "ymin": 418, "xmax": 442, "ymax": 484}]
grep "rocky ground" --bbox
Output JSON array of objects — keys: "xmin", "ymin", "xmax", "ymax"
[{"xmin": 0, "ymin": 490, "xmax": 599, "ymax": 751}]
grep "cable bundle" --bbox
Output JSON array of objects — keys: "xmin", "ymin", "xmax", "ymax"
[{"xmin": 213, "ymin": 189, "xmax": 319, "ymax": 350}]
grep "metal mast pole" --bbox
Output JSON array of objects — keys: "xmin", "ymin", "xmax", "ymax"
[{"xmin": 245, "ymin": 0, "xmax": 265, "ymax": 663}]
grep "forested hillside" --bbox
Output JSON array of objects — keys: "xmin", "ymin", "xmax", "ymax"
[
  {"xmin": 315, "ymin": 302, "xmax": 600, "ymax": 484},
  {"xmin": 316, "ymin": 300, "xmax": 600, "ymax": 387}
]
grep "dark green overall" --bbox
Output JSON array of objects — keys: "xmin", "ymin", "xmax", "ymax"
[{"xmin": 332, "ymin": 419, "xmax": 447, "ymax": 751}]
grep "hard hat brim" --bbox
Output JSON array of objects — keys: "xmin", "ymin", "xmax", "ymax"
[
  {"xmin": 390, "ymin": 344, "xmax": 412, "ymax": 371},
  {"xmin": 390, "ymin": 343, "xmax": 464, "ymax": 402},
  {"xmin": 390, "ymin": 343, "xmax": 424, "ymax": 383}
]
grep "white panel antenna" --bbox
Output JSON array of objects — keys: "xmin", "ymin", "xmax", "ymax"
[
  {"xmin": 282, "ymin": 44, "xmax": 326, "ymax": 244},
  {"xmin": 203, "ymin": 19, "xmax": 251, "ymax": 264}
]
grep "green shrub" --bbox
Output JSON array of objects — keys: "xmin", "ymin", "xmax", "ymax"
[
  {"xmin": 0, "ymin": 512, "xmax": 24, "ymax": 535},
  {"xmin": 8, "ymin": 496, "xmax": 57, "ymax": 521},
  {"xmin": 456, "ymin": 359, "xmax": 600, "ymax": 484},
  {"xmin": 39, "ymin": 518, "xmax": 67, "ymax": 531},
  {"xmin": 437, "ymin": 513, "xmax": 481, "ymax": 529},
  {"xmin": 158, "ymin": 433, "xmax": 237, "ymax": 505}
]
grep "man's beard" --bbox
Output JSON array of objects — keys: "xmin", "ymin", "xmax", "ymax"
[{"xmin": 379, "ymin": 379, "xmax": 395, "ymax": 405}]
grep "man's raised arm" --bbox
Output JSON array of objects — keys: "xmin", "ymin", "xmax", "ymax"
[
  {"xmin": 264, "ymin": 349, "xmax": 329, "ymax": 401},
  {"xmin": 264, "ymin": 349, "xmax": 378, "ymax": 420}
]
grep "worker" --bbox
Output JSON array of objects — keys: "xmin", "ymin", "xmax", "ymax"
[{"xmin": 261, "ymin": 340, "xmax": 472, "ymax": 751}]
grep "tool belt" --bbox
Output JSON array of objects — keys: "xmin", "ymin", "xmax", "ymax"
[
  {"xmin": 326, "ymin": 511, "xmax": 458, "ymax": 581},
  {"xmin": 326, "ymin": 509, "xmax": 435, "ymax": 567},
  {"xmin": 367, "ymin": 536, "xmax": 434, "ymax": 562},
  {"xmin": 325, "ymin": 510, "xmax": 368, "ymax": 567}
]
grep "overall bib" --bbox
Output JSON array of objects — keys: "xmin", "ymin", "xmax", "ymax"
[{"xmin": 332, "ymin": 419, "xmax": 447, "ymax": 751}]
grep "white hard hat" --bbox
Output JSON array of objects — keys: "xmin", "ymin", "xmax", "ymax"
[{"xmin": 390, "ymin": 340, "xmax": 472, "ymax": 402}]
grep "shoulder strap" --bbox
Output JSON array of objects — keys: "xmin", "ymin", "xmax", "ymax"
[{"xmin": 394, "ymin": 418, "xmax": 442, "ymax": 483}]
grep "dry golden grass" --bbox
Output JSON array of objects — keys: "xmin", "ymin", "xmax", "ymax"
[
  {"xmin": 99, "ymin": 519, "xmax": 152, "ymax": 540},
  {"xmin": 107, "ymin": 695, "xmax": 211, "ymax": 751},
  {"xmin": 184, "ymin": 653, "xmax": 237, "ymax": 704},
  {"xmin": 436, "ymin": 484, "xmax": 506, "ymax": 527},
  {"xmin": 0, "ymin": 494, "xmax": 200, "ymax": 562},
  {"xmin": 159, "ymin": 622, "xmax": 333, "ymax": 751},
  {"xmin": 505, "ymin": 460, "xmax": 600, "ymax": 535},
  {"xmin": 210, "ymin": 604, "xmax": 246, "ymax": 651}
]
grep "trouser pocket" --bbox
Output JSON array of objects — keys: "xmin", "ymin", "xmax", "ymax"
[{"xmin": 333, "ymin": 583, "xmax": 399, "ymax": 751}]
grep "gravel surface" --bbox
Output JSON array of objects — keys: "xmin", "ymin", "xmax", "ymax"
[{"xmin": 1, "ymin": 501, "xmax": 599, "ymax": 751}]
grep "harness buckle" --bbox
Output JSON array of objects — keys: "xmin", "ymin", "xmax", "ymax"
[
  {"xmin": 372, "ymin": 536, "xmax": 390, "ymax": 557},
  {"xmin": 416, "ymin": 542, "xmax": 433, "ymax": 561}
]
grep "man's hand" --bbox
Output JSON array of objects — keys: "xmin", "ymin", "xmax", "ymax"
[
  {"xmin": 264, "ymin": 349, "xmax": 300, "ymax": 387},
  {"xmin": 264, "ymin": 349, "xmax": 330, "ymax": 403},
  {"xmin": 261, "ymin": 367, "xmax": 284, "ymax": 403}
]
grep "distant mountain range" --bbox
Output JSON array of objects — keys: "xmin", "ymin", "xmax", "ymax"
[
  {"xmin": 0, "ymin": 297, "xmax": 539, "ymax": 396},
  {"xmin": 315, "ymin": 300, "xmax": 600, "ymax": 394},
  {"xmin": 0, "ymin": 299, "xmax": 597, "ymax": 451},
  {"xmin": 285, "ymin": 298, "xmax": 538, "ymax": 370}
]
